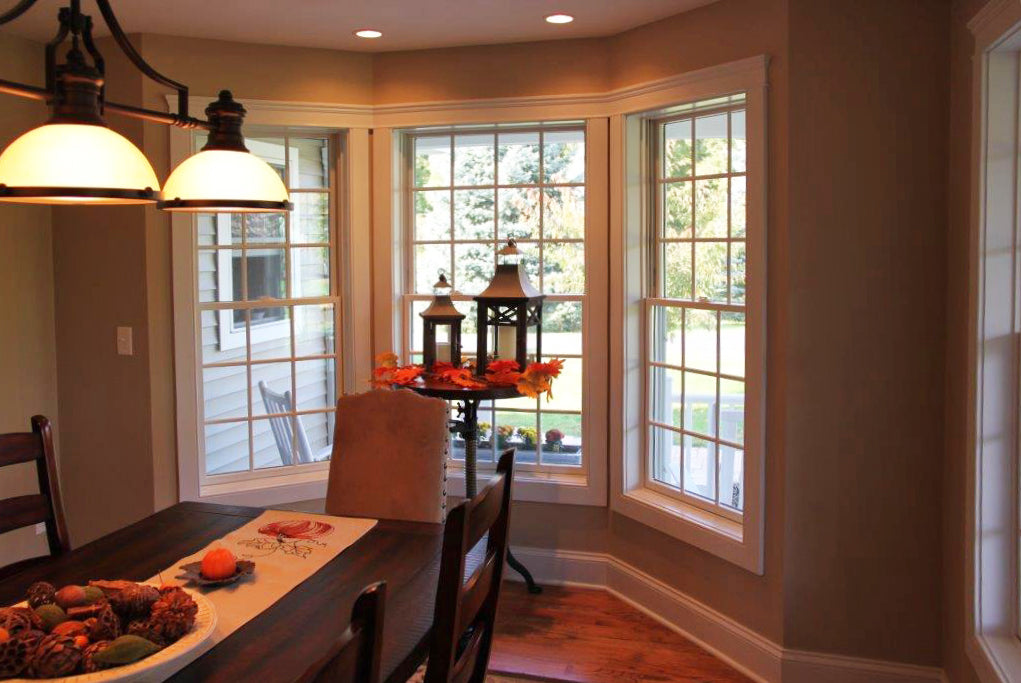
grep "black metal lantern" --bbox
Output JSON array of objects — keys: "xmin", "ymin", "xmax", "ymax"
[
  {"xmin": 420, "ymin": 274, "xmax": 465, "ymax": 370},
  {"xmin": 474, "ymin": 240, "xmax": 545, "ymax": 376}
]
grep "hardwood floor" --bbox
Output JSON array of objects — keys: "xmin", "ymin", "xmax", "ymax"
[{"xmin": 489, "ymin": 582, "xmax": 752, "ymax": 683}]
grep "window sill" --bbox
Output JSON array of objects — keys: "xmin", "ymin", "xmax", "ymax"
[
  {"xmin": 969, "ymin": 634, "xmax": 1021, "ymax": 683},
  {"xmin": 196, "ymin": 468, "xmax": 329, "ymax": 507},
  {"xmin": 445, "ymin": 466, "xmax": 605, "ymax": 506},
  {"xmin": 192, "ymin": 463, "xmax": 606, "ymax": 508},
  {"xmin": 615, "ymin": 486, "xmax": 761, "ymax": 573}
]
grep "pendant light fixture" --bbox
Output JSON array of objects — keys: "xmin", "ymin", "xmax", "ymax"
[
  {"xmin": 0, "ymin": 0, "xmax": 291, "ymax": 213},
  {"xmin": 160, "ymin": 90, "xmax": 289, "ymax": 212}
]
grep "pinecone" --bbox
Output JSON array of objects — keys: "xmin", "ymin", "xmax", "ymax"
[
  {"xmin": 84, "ymin": 603, "xmax": 121, "ymax": 642},
  {"xmin": 0, "ymin": 630, "xmax": 40, "ymax": 679},
  {"xmin": 109, "ymin": 584, "xmax": 159, "ymax": 620},
  {"xmin": 0, "ymin": 607, "xmax": 41, "ymax": 636},
  {"xmin": 126, "ymin": 619, "xmax": 168, "ymax": 648},
  {"xmin": 151, "ymin": 588, "xmax": 197, "ymax": 634},
  {"xmin": 27, "ymin": 634, "xmax": 82, "ymax": 679},
  {"xmin": 26, "ymin": 582, "xmax": 56, "ymax": 610},
  {"xmin": 81, "ymin": 640, "xmax": 110, "ymax": 673}
]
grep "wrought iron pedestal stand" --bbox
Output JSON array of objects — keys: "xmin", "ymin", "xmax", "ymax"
[{"xmin": 407, "ymin": 379, "xmax": 542, "ymax": 594}]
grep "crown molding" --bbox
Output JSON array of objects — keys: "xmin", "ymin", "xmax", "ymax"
[
  {"xmin": 968, "ymin": 0, "xmax": 1021, "ymax": 44},
  {"xmin": 372, "ymin": 54, "xmax": 768, "ymax": 114},
  {"xmin": 168, "ymin": 54, "xmax": 769, "ymax": 130}
]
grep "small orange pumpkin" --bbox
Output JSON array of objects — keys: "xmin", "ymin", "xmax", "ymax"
[{"xmin": 200, "ymin": 548, "xmax": 237, "ymax": 580}]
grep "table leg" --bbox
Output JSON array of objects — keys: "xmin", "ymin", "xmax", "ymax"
[{"xmin": 454, "ymin": 399, "xmax": 542, "ymax": 595}]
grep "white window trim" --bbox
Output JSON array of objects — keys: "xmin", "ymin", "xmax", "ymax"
[
  {"xmin": 967, "ymin": 2, "xmax": 1021, "ymax": 681},
  {"xmin": 172, "ymin": 97, "xmax": 374, "ymax": 505},
  {"xmin": 610, "ymin": 58, "xmax": 768, "ymax": 574}
]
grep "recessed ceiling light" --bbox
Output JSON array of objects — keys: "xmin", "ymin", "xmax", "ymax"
[
  {"xmin": 545, "ymin": 14, "xmax": 574, "ymax": 24},
  {"xmin": 354, "ymin": 29, "xmax": 382, "ymax": 39}
]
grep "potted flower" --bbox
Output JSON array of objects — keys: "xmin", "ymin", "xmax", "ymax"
[
  {"xmin": 518, "ymin": 426, "xmax": 538, "ymax": 450},
  {"xmin": 478, "ymin": 421, "xmax": 492, "ymax": 445},
  {"xmin": 496, "ymin": 424, "xmax": 514, "ymax": 449},
  {"xmin": 544, "ymin": 428, "xmax": 565, "ymax": 452}
]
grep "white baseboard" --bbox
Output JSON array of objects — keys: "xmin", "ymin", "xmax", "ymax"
[{"xmin": 507, "ymin": 546, "xmax": 945, "ymax": 683}]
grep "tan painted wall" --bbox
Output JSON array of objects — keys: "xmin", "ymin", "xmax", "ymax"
[
  {"xmin": 50, "ymin": 37, "xmax": 157, "ymax": 546},
  {"xmin": 373, "ymin": 37, "xmax": 609, "ymax": 104},
  {"xmin": 141, "ymin": 34, "xmax": 374, "ymax": 105},
  {"xmin": 943, "ymin": 1, "xmax": 989, "ymax": 681},
  {"xmin": 0, "ymin": 35, "xmax": 58, "ymax": 566},
  {"xmin": 783, "ymin": 0, "xmax": 949, "ymax": 665}
]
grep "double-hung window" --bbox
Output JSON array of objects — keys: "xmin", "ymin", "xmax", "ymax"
[
  {"xmin": 403, "ymin": 126, "xmax": 587, "ymax": 474},
  {"xmin": 192, "ymin": 132, "xmax": 341, "ymax": 484},
  {"xmin": 646, "ymin": 97, "xmax": 749, "ymax": 519},
  {"xmin": 616, "ymin": 75, "xmax": 766, "ymax": 571}
]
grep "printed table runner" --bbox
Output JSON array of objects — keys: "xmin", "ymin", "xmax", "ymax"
[{"xmin": 148, "ymin": 509, "xmax": 377, "ymax": 676}]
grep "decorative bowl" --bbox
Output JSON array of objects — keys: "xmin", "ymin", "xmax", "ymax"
[
  {"xmin": 8, "ymin": 587, "xmax": 216, "ymax": 683},
  {"xmin": 175, "ymin": 560, "xmax": 255, "ymax": 587}
]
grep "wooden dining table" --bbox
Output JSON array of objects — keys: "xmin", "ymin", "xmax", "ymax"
[{"xmin": 0, "ymin": 502, "xmax": 443, "ymax": 683}]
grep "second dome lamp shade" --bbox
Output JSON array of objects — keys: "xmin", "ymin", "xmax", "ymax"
[{"xmin": 159, "ymin": 91, "xmax": 292, "ymax": 213}]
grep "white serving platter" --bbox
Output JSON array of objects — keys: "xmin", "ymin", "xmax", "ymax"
[{"xmin": 8, "ymin": 587, "xmax": 216, "ymax": 683}]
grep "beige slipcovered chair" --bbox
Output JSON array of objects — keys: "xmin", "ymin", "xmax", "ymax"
[{"xmin": 325, "ymin": 389, "xmax": 450, "ymax": 524}]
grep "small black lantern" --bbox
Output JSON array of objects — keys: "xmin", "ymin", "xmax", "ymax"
[
  {"xmin": 474, "ymin": 240, "xmax": 545, "ymax": 376},
  {"xmin": 420, "ymin": 273, "xmax": 465, "ymax": 370}
]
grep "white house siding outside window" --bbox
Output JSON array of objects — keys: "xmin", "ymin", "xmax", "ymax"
[{"xmin": 194, "ymin": 133, "xmax": 341, "ymax": 481}]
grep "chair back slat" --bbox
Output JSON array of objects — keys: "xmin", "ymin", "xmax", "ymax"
[
  {"xmin": 458, "ymin": 552, "xmax": 497, "ymax": 631},
  {"xmin": 425, "ymin": 449, "xmax": 515, "ymax": 683},
  {"xmin": 449, "ymin": 626, "xmax": 485, "ymax": 683},
  {"xmin": 298, "ymin": 581, "xmax": 386, "ymax": 683},
  {"xmin": 0, "ymin": 432, "xmax": 42, "ymax": 467},
  {"xmin": 0, "ymin": 416, "xmax": 69, "ymax": 578},
  {"xmin": 464, "ymin": 474, "xmax": 505, "ymax": 551},
  {"xmin": 0, "ymin": 494, "xmax": 52, "ymax": 535}
]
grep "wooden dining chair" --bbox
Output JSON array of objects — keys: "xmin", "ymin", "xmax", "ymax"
[
  {"xmin": 298, "ymin": 582, "xmax": 387, "ymax": 683},
  {"xmin": 423, "ymin": 448, "xmax": 515, "ymax": 683},
  {"xmin": 0, "ymin": 415, "xmax": 70, "ymax": 580},
  {"xmin": 325, "ymin": 389, "xmax": 450, "ymax": 524}
]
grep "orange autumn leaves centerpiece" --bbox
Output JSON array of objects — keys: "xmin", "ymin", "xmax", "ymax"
[{"xmin": 372, "ymin": 352, "xmax": 564, "ymax": 400}]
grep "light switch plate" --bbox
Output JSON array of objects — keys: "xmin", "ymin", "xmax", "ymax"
[{"xmin": 116, "ymin": 326, "xmax": 133, "ymax": 356}]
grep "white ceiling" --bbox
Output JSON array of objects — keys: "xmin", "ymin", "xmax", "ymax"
[{"xmin": 0, "ymin": 0, "xmax": 719, "ymax": 52}]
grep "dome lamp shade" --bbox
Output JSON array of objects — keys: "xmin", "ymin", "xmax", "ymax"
[
  {"xmin": 159, "ymin": 91, "xmax": 292, "ymax": 213},
  {"xmin": 0, "ymin": 122, "xmax": 160, "ymax": 204},
  {"xmin": 0, "ymin": 49, "xmax": 159, "ymax": 205}
]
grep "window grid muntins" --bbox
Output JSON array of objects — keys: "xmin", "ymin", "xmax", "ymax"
[
  {"xmin": 197, "ymin": 134, "xmax": 339, "ymax": 477},
  {"xmin": 648, "ymin": 101, "xmax": 747, "ymax": 517},
  {"xmin": 406, "ymin": 127, "xmax": 586, "ymax": 471}
]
